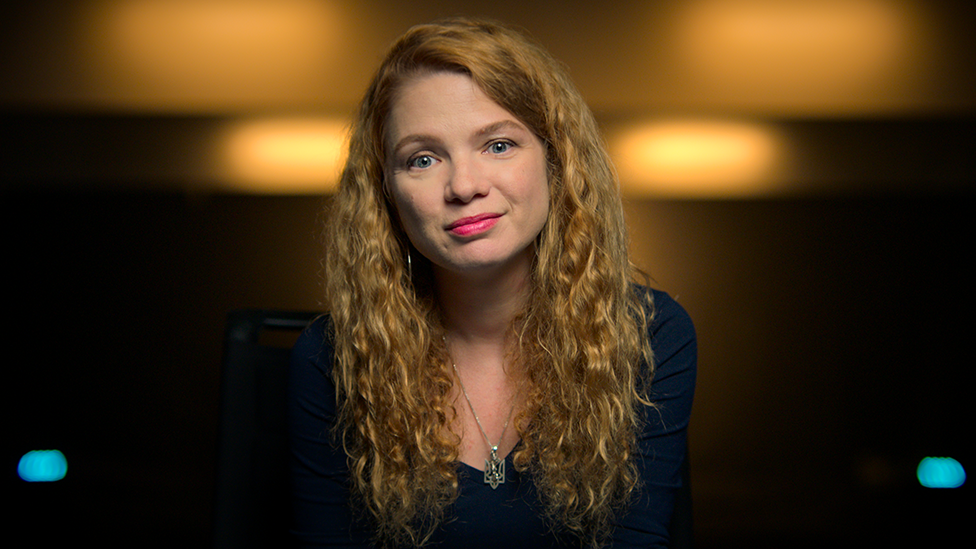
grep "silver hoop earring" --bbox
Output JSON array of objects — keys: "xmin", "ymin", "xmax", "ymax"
[{"xmin": 407, "ymin": 249, "xmax": 413, "ymax": 279}]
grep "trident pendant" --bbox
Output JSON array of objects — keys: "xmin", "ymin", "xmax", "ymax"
[{"xmin": 484, "ymin": 446, "xmax": 505, "ymax": 489}]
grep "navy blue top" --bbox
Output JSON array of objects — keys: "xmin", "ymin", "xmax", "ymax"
[{"xmin": 287, "ymin": 289, "xmax": 696, "ymax": 548}]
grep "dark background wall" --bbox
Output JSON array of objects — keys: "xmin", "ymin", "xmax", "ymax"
[{"xmin": 4, "ymin": 0, "xmax": 973, "ymax": 546}]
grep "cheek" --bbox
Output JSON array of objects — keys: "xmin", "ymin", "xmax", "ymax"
[
  {"xmin": 391, "ymin": 186, "xmax": 432, "ymax": 239},
  {"xmin": 526, "ymin": 164, "xmax": 551, "ymax": 222},
  {"xmin": 536, "ymin": 188, "xmax": 551, "ymax": 230}
]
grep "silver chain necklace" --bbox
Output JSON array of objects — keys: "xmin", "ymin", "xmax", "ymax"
[{"xmin": 451, "ymin": 362, "xmax": 515, "ymax": 489}]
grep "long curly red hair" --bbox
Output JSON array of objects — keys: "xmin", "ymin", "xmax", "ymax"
[{"xmin": 322, "ymin": 17, "xmax": 653, "ymax": 547}]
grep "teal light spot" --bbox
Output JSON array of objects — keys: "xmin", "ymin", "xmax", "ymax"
[
  {"xmin": 17, "ymin": 449, "xmax": 68, "ymax": 482},
  {"xmin": 917, "ymin": 457, "xmax": 966, "ymax": 489}
]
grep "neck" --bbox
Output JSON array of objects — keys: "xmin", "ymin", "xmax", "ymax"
[{"xmin": 432, "ymin": 252, "xmax": 533, "ymax": 346}]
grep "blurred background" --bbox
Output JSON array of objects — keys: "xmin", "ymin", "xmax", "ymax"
[{"xmin": 3, "ymin": 0, "xmax": 972, "ymax": 546}]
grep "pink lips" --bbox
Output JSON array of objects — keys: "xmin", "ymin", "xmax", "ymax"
[{"xmin": 446, "ymin": 213, "xmax": 501, "ymax": 236}]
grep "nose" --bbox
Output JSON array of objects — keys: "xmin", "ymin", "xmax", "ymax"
[{"xmin": 444, "ymin": 156, "xmax": 489, "ymax": 203}]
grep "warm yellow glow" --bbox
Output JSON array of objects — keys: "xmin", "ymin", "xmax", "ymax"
[
  {"xmin": 79, "ymin": 0, "xmax": 345, "ymax": 110},
  {"xmin": 223, "ymin": 118, "xmax": 348, "ymax": 193},
  {"xmin": 611, "ymin": 121, "xmax": 782, "ymax": 198},
  {"xmin": 670, "ymin": 0, "xmax": 933, "ymax": 113}
]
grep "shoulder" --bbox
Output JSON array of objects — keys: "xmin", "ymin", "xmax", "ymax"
[
  {"xmin": 290, "ymin": 314, "xmax": 336, "ymax": 378},
  {"xmin": 633, "ymin": 285, "xmax": 696, "ymax": 345},
  {"xmin": 288, "ymin": 314, "xmax": 341, "ymax": 420},
  {"xmin": 633, "ymin": 285, "xmax": 697, "ymax": 383},
  {"xmin": 648, "ymin": 289, "xmax": 695, "ymax": 342}
]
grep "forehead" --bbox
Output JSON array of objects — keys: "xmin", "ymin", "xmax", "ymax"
[{"xmin": 386, "ymin": 71, "xmax": 520, "ymax": 141}]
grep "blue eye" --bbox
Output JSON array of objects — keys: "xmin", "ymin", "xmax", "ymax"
[
  {"xmin": 409, "ymin": 155, "xmax": 435, "ymax": 169},
  {"xmin": 489, "ymin": 141, "xmax": 512, "ymax": 154}
]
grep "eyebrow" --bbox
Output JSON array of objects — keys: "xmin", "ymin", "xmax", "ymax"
[
  {"xmin": 391, "ymin": 119, "xmax": 529, "ymax": 156},
  {"xmin": 474, "ymin": 119, "xmax": 528, "ymax": 139}
]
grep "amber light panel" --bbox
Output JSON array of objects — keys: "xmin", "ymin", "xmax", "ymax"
[
  {"xmin": 611, "ymin": 120, "xmax": 783, "ymax": 198},
  {"xmin": 77, "ymin": 0, "xmax": 346, "ymax": 110},
  {"xmin": 223, "ymin": 118, "xmax": 348, "ymax": 194},
  {"xmin": 669, "ymin": 0, "xmax": 933, "ymax": 114}
]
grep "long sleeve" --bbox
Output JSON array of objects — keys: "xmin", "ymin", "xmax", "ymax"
[
  {"xmin": 287, "ymin": 317, "xmax": 369, "ymax": 547},
  {"xmin": 612, "ymin": 289, "xmax": 698, "ymax": 548}
]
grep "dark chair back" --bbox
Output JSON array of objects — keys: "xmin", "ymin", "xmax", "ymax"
[{"xmin": 213, "ymin": 309, "xmax": 317, "ymax": 549}]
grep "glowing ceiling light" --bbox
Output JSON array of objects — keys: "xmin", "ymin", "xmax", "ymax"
[
  {"xmin": 223, "ymin": 117, "xmax": 348, "ymax": 194},
  {"xmin": 671, "ymin": 0, "xmax": 933, "ymax": 113},
  {"xmin": 78, "ymin": 0, "xmax": 346, "ymax": 110},
  {"xmin": 611, "ymin": 120, "xmax": 782, "ymax": 198}
]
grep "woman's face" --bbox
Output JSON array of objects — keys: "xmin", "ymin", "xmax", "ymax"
[{"xmin": 386, "ymin": 71, "xmax": 550, "ymax": 279}]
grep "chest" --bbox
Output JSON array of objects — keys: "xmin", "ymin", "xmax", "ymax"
[{"xmin": 450, "ymin": 365, "xmax": 523, "ymax": 472}]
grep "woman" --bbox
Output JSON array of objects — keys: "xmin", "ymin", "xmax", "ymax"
[{"xmin": 289, "ymin": 17, "xmax": 696, "ymax": 548}]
